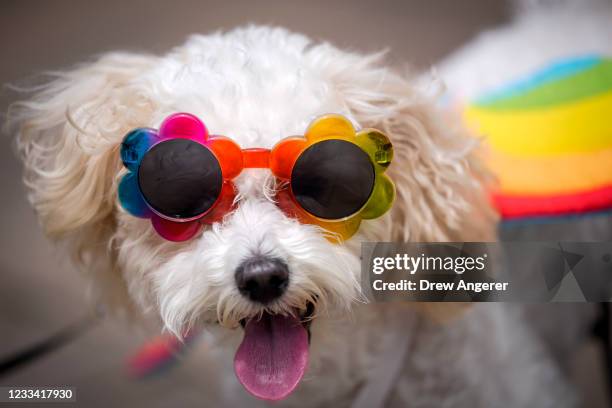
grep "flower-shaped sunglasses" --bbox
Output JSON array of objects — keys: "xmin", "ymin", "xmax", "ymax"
[{"xmin": 119, "ymin": 113, "xmax": 395, "ymax": 242}]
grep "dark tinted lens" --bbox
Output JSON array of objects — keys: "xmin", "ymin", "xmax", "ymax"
[
  {"xmin": 291, "ymin": 139, "xmax": 375, "ymax": 219},
  {"xmin": 138, "ymin": 139, "xmax": 222, "ymax": 219}
]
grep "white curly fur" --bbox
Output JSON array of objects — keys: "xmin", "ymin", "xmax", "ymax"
[{"xmin": 9, "ymin": 25, "xmax": 579, "ymax": 407}]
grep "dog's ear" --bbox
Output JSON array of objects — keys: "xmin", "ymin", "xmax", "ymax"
[
  {"xmin": 9, "ymin": 52, "xmax": 158, "ymax": 307},
  {"xmin": 326, "ymin": 52, "xmax": 498, "ymax": 242}
]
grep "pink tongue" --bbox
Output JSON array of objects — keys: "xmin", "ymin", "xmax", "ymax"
[{"xmin": 234, "ymin": 313, "xmax": 309, "ymax": 401}]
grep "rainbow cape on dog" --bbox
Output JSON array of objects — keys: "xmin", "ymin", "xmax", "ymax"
[{"xmin": 463, "ymin": 55, "xmax": 612, "ymax": 222}]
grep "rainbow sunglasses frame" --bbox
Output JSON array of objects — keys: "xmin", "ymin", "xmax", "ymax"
[{"xmin": 119, "ymin": 113, "xmax": 395, "ymax": 242}]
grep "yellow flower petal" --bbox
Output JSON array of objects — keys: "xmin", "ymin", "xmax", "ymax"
[
  {"xmin": 317, "ymin": 216, "xmax": 362, "ymax": 242},
  {"xmin": 305, "ymin": 114, "xmax": 356, "ymax": 142}
]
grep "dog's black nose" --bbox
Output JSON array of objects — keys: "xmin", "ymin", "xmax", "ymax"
[{"xmin": 235, "ymin": 256, "xmax": 289, "ymax": 304}]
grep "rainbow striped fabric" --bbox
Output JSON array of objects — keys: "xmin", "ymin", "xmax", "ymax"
[{"xmin": 464, "ymin": 55, "xmax": 612, "ymax": 221}]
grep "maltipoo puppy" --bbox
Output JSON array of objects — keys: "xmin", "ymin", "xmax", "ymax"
[{"xmin": 10, "ymin": 26, "xmax": 573, "ymax": 406}]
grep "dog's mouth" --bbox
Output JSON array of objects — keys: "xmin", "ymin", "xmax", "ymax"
[{"xmin": 234, "ymin": 302, "xmax": 315, "ymax": 401}]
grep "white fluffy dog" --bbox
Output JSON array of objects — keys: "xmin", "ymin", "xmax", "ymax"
[{"xmin": 11, "ymin": 25, "xmax": 579, "ymax": 407}]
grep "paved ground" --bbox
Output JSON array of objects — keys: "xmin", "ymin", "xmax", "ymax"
[{"xmin": 0, "ymin": 1, "xmax": 608, "ymax": 407}]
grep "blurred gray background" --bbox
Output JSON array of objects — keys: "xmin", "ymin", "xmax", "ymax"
[{"xmin": 0, "ymin": 1, "xmax": 608, "ymax": 407}]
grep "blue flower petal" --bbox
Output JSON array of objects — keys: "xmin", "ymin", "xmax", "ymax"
[
  {"xmin": 121, "ymin": 128, "xmax": 158, "ymax": 171},
  {"xmin": 119, "ymin": 172, "xmax": 151, "ymax": 218}
]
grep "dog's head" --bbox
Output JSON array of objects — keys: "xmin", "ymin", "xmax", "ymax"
[{"xmin": 10, "ymin": 26, "xmax": 495, "ymax": 400}]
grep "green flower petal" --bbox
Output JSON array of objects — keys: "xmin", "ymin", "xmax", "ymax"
[
  {"xmin": 360, "ymin": 174, "xmax": 396, "ymax": 219},
  {"xmin": 356, "ymin": 129, "xmax": 393, "ymax": 171}
]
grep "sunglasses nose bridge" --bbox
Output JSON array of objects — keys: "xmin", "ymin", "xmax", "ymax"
[{"xmin": 242, "ymin": 148, "xmax": 271, "ymax": 169}]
